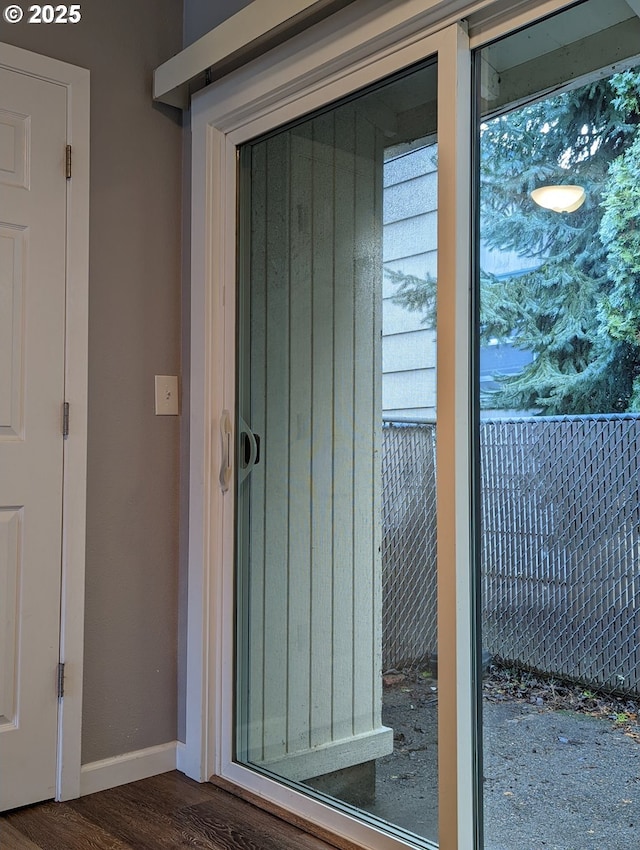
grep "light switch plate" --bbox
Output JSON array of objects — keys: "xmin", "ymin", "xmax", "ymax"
[{"xmin": 155, "ymin": 375, "xmax": 179, "ymax": 415}]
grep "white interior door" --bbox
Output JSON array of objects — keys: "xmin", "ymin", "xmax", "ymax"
[{"xmin": 0, "ymin": 64, "xmax": 67, "ymax": 811}]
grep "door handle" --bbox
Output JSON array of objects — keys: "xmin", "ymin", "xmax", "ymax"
[
  {"xmin": 219, "ymin": 409, "xmax": 232, "ymax": 493},
  {"xmin": 238, "ymin": 416, "xmax": 260, "ymax": 483}
]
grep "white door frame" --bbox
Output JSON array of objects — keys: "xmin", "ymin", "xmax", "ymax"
[
  {"xmin": 187, "ymin": 2, "xmax": 472, "ymax": 847},
  {"xmin": 0, "ymin": 41, "xmax": 90, "ymax": 803}
]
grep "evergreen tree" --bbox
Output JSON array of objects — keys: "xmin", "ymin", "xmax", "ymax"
[
  {"xmin": 479, "ymin": 70, "xmax": 640, "ymax": 414},
  {"xmin": 599, "ymin": 126, "xmax": 640, "ymax": 409},
  {"xmin": 390, "ymin": 68, "xmax": 640, "ymax": 415}
]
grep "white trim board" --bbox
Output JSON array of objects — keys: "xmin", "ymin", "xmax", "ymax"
[
  {"xmin": 154, "ymin": 0, "xmax": 351, "ymax": 108},
  {"xmin": 0, "ymin": 41, "xmax": 90, "ymax": 805},
  {"xmin": 79, "ymin": 742, "xmax": 180, "ymax": 797},
  {"xmin": 176, "ymin": 739, "xmax": 190, "ymax": 776}
]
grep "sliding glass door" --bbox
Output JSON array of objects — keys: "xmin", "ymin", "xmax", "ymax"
[
  {"xmin": 191, "ymin": 13, "xmax": 471, "ymax": 850},
  {"xmin": 189, "ymin": 2, "xmax": 640, "ymax": 848}
]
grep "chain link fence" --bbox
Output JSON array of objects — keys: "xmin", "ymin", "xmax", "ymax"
[
  {"xmin": 381, "ymin": 415, "xmax": 640, "ymax": 694},
  {"xmin": 382, "ymin": 422, "xmax": 437, "ymax": 671}
]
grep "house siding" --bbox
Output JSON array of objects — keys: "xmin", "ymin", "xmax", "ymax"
[{"xmin": 383, "ymin": 144, "xmax": 438, "ymax": 419}]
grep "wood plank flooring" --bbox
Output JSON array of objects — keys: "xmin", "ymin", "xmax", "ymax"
[{"xmin": 0, "ymin": 772, "xmax": 341, "ymax": 850}]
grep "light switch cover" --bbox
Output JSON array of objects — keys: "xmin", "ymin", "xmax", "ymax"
[{"xmin": 155, "ymin": 375, "xmax": 179, "ymax": 415}]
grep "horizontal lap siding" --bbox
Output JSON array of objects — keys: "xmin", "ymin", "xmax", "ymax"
[{"xmin": 382, "ymin": 145, "xmax": 437, "ymax": 419}]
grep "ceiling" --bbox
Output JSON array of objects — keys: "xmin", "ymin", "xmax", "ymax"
[{"xmin": 487, "ymin": 0, "xmax": 638, "ymax": 73}]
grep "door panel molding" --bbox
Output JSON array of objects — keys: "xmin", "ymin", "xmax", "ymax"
[
  {"xmin": 0, "ymin": 41, "xmax": 90, "ymax": 805},
  {"xmin": 0, "ymin": 507, "xmax": 22, "ymax": 727},
  {"xmin": 188, "ymin": 7, "xmax": 472, "ymax": 848},
  {"xmin": 0, "ymin": 223, "xmax": 26, "ymax": 439}
]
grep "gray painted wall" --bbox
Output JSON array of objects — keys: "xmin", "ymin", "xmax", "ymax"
[
  {"xmin": 1, "ymin": 0, "xmax": 183, "ymax": 762},
  {"xmin": 183, "ymin": 0, "xmax": 254, "ymax": 46}
]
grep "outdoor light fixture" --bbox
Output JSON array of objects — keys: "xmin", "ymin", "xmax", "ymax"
[{"xmin": 530, "ymin": 184, "xmax": 586, "ymax": 213}]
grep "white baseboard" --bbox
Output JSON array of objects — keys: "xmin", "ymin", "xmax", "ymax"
[{"xmin": 80, "ymin": 741, "xmax": 178, "ymax": 797}]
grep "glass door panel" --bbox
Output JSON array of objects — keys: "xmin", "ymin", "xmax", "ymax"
[
  {"xmin": 236, "ymin": 59, "xmax": 442, "ymax": 845},
  {"xmin": 476, "ymin": 2, "xmax": 640, "ymax": 847}
]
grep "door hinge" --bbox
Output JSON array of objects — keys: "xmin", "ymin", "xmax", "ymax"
[
  {"xmin": 57, "ymin": 662, "xmax": 65, "ymax": 699},
  {"xmin": 65, "ymin": 145, "xmax": 72, "ymax": 179},
  {"xmin": 62, "ymin": 401, "xmax": 70, "ymax": 437}
]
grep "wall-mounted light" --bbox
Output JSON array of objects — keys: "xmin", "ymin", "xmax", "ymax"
[{"xmin": 530, "ymin": 184, "xmax": 586, "ymax": 213}]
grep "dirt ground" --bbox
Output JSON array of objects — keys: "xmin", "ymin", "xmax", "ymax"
[{"xmin": 365, "ymin": 666, "xmax": 640, "ymax": 850}]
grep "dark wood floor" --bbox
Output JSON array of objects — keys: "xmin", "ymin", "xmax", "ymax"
[{"xmin": 0, "ymin": 772, "xmax": 342, "ymax": 850}]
